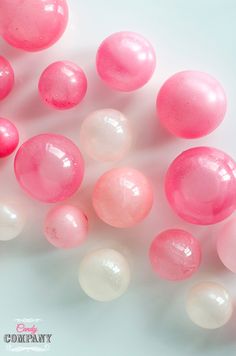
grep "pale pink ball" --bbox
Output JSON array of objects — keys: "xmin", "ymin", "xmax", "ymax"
[
  {"xmin": 93, "ymin": 167, "xmax": 153, "ymax": 228},
  {"xmin": 157, "ymin": 71, "xmax": 227, "ymax": 138},
  {"xmin": 217, "ymin": 217, "xmax": 236, "ymax": 273},
  {"xmin": 165, "ymin": 147, "xmax": 236, "ymax": 225},
  {"xmin": 44, "ymin": 205, "xmax": 88, "ymax": 249},
  {"xmin": 14, "ymin": 134, "xmax": 84, "ymax": 203},
  {"xmin": 96, "ymin": 31, "xmax": 156, "ymax": 91},
  {"xmin": 0, "ymin": 0, "xmax": 68, "ymax": 52},
  {"xmin": 149, "ymin": 229, "xmax": 201, "ymax": 281},
  {"xmin": 0, "ymin": 56, "xmax": 14, "ymax": 100},
  {"xmin": 38, "ymin": 61, "xmax": 87, "ymax": 110},
  {"xmin": 0, "ymin": 117, "xmax": 19, "ymax": 157}
]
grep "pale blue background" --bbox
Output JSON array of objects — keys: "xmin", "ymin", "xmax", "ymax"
[{"xmin": 0, "ymin": 0, "xmax": 235, "ymax": 355}]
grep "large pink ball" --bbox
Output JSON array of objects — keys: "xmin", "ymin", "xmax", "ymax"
[
  {"xmin": 149, "ymin": 229, "xmax": 201, "ymax": 281},
  {"xmin": 93, "ymin": 167, "xmax": 153, "ymax": 228},
  {"xmin": 0, "ymin": 117, "xmax": 19, "ymax": 157},
  {"xmin": 14, "ymin": 134, "xmax": 84, "ymax": 203},
  {"xmin": 38, "ymin": 61, "xmax": 87, "ymax": 110},
  {"xmin": 96, "ymin": 31, "xmax": 156, "ymax": 91},
  {"xmin": 217, "ymin": 217, "xmax": 236, "ymax": 273},
  {"xmin": 0, "ymin": 0, "xmax": 68, "ymax": 52},
  {"xmin": 0, "ymin": 56, "xmax": 14, "ymax": 100},
  {"xmin": 156, "ymin": 71, "xmax": 227, "ymax": 138},
  {"xmin": 44, "ymin": 205, "xmax": 88, "ymax": 249},
  {"xmin": 165, "ymin": 147, "xmax": 236, "ymax": 225}
]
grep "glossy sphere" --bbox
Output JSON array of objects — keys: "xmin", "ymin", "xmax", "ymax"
[
  {"xmin": 96, "ymin": 31, "xmax": 156, "ymax": 91},
  {"xmin": 0, "ymin": 203, "xmax": 25, "ymax": 241},
  {"xmin": 44, "ymin": 205, "xmax": 88, "ymax": 249},
  {"xmin": 14, "ymin": 134, "xmax": 84, "ymax": 203},
  {"xmin": 157, "ymin": 71, "xmax": 226, "ymax": 138},
  {"xmin": 149, "ymin": 229, "xmax": 201, "ymax": 281},
  {"xmin": 0, "ymin": 56, "xmax": 14, "ymax": 100},
  {"xmin": 217, "ymin": 217, "xmax": 236, "ymax": 272},
  {"xmin": 93, "ymin": 168, "xmax": 153, "ymax": 228},
  {"xmin": 186, "ymin": 282, "xmax": 233, "ymax": 329},
  {"xmin": 0, "ymin": 0, "xmax": 68, "ymax": 52},
  {"xmin": 39, "ymin": 61, "xmax": 87, "ymax": 110},
  {"xmin": 165, "ymin": 147, "xmax": 236, "ymax": 225},
  {"xmin": 0, "ymin": 118, "xmax": 19, "ymax": 157},
  {"xmin": 79, "ymin": 109, "xmax": 132, "ymax": 162},
  {"xmin": 78, "ymin": 249, "xmax": 130, "ymax": 301}
]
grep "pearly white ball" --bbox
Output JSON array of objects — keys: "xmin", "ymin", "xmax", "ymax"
[{"xmin": 0, "ymin": 203, "xmax": 25, "ymax": 241}]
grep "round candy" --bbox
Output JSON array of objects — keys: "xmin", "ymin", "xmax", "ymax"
[
  {"xmin": 0, "ymin": 56, "xmax": 14, "ymax": 100},
  {"xmin": 156, "ymin": 71, "xmax": 226, "ymax": 138},
  {"xmin": 38, "ymin": 61, "xmax": 87, "ymax": 110},
  {"xmin": 165, "ymin": 147, "xmax": 236, "ymax": 225},
  {"xmin": 78, "ymin": 248, "xmax": 130, "ymax": 301},
  {"xmin": 0, "ymin": 0, "xmax": 68, "ymax": 52},
  {"xmin": 14, "ymin": 134, "xmax": 84, "ymax": 203},
  {"xmin": 93, "ymin": 167, "xmax": 153, "ymax": 228},
  {"xmin": 217, "ymin": 217, "xmax": 236, "ymax": 272},
  {"xmin": 186, "ymin": 282, "xmax": 233, "ymax": 329},
  {"xmin": 44, "ymin": 205, "xmax": 88, "ymax": 249},
  {"xmin": 79, "ymin": 109, "xmax": 132, "ymax": 162},
  {"xmin": 0, "ymin": 117, "xmax": 19, "ymax": 157},
  {"xmin": 96, "ymin": 31, "xmax": 156, "ymax": 91},
  {"xmin": 149, "ymin": 229, "xmax": 201, "ymax": 281},
  {"xmin": 0, "ymin": 202, "xmax": 25, "ymax": 241}
]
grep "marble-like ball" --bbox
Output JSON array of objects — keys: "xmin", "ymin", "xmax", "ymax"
[
  {"xmin": 149, "ymin": 229, "xmax": 201, "ymax": 281},
  {"xmin": 0, "ymin": 202, "xmax": 25, "ymax": 241},
  {"xmin": 78, "ymin": 248, "xmax": 130, "ymax": 301},
  {"xmin": 0, "ymin": 117, "xmax": 19, "ymax": 157},
  {"xmin": 79, "ymin": 109, "xmax": 132, "ymax": 162},
  {"xmin": 93, "ymin": 167, "xmax": 153, "ymax": 228},
  {"xmin": 0, "ymin": 56, "xmax": 14, "ymax": 100},
  {"xmin": 217, "ymin": 217, "xmax": 236, "ymax": 273},
  {"xmin": 186, "ymin": 282, "xmax": 233, "ymax": 329}
]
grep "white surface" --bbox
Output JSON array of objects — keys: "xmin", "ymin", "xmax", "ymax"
[{"xmin": 0, "ymin": 0, "xmax": 235, "ymax": 355}]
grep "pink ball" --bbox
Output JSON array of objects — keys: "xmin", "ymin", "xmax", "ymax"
[
  {"xmin": 96, "ymin": 31, "xmax": 156, "ymax": 91},
  {"xmin": 217, "ymin": 217, "xmax": 236, "ymax": 273},
  {"xmin": 149, "ymin": 229, "xmax": 201, "ymax": 281},
  {"xmin": 156, "ymin": 71, "xmax": 226, "ymax": 138},
  {"xmin": 44, "ymin": 205, "xmax": 88, "ymax": 249},
  {"xmin": 0, "ymin": 117, "xmax": 19, "ymax": 157},
  {"xmin": 165, "ymin": 147, "xmax": 236, "ymax": 225},
  {"xmin": 93, "ymin": 167, "xmax": 153, "ymax": 228},
  {"xmin": 38, "ymin": 61, "xmax": 87, "ymax": 110},
  {"xmin": 0, "ymin": 0, "xmax": 68, "ymax": 52},
  {"xmin": 14, "ymin": 134, "xmax": 84, "ymax": 203},
  {"xmin": 0, "ymin": 56, "xmax": 14, "ymax": 100}
]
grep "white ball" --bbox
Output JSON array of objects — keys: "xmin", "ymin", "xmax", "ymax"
[
  {"xmin": 186, "ymin": 281, "xmax": 233, "ymax": 329},
  {"xmin": 0, "ymin": 203, "xmax": 25, "ymax": 241},
  {"xmin": 78, "ymin": 248, "xmax": 130, "ymax": 301},
  {"xmin": 79, "ymin": 109, "xmax": 132, "ymax": 162}
]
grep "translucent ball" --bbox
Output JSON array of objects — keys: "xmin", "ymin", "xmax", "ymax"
[
  {"xmin": 79, "ymin": 109, "xmax": 132, "ymax": 162},
  {"xmin": 14, "ymin": 134, "xmax": 84, "ymax": 203},
  {"xmin": 149, "ymin": 229, "xmax": 201, "ymax": 281},
  {"xmin": 96, "ymin": 31, "xmax": 156, "ymax": 91},
  {"xmin": 157, "ymin": 71, "xmax": 226, "ymax": 138},
  {"xmin": 165, "ymin": 147, "xmax": 236, "ymax": 225},
  {"xmin": 0, "ymin": 56, "xmax": 14, "ymax": 100},
  {"xmin": 0, "ymin": 117, "xmax": 19, "ymax": 157},
  {"xmin": 217, "ymin": 217, "xmax": 236, "ymax": 273},
  {"xmin": 186, "ymin": 282, "xmax": 233, "ymax": 329},
  {"xmin": 44, "ymin": 205, "xmax": 88, "ymax": 249},
  {"xmin": 0, "ymin": 202, "xmax": 25, "ymax": 241},
  {"xmin": 0, "ymin": 0, "xmax": 68, "ymax": 52},
  {"xmin": 38, "ymin": 61, "xmax": 87, "ymax": 110},
  {"xmin": 93, "ymin": 167, "xmax": 153, "ymax": 228},
  {"xmin": 78, "ymin": 248, "xmax": 130, "ymax": 301}
]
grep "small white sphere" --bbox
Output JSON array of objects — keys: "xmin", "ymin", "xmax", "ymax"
[
  {"xmin": 79, "ymin": 109, "xmax": 132, "ymax": 162},
  {"xmin": 0, "ymin": 203, "xmax": 25, "ymax": 241},
  {"xmin": 78, "ymin": 248, "xmax": 130, "ymax": 301},
  {"xmin": 186, "ymin": 282, "xmax": 233, "ymax": 329}
]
